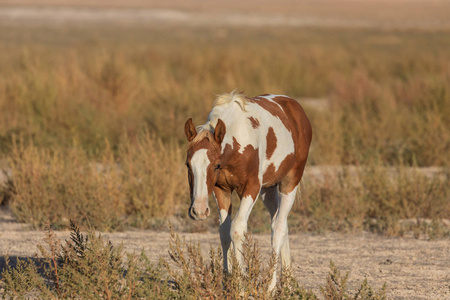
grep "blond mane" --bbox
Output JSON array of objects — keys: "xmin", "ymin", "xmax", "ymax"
[
  {"xmin": 213, "ymin": 91, "xmax": 249, "ymax": 111},
  {"xmin": 198, "ymin": 91, "xmax": 249, "ymax": 131},
  {"xmin": 189, "ymin": 91, "xmax": 248, "ymax": 150}
]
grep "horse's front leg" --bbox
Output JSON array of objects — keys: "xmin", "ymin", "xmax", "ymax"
[
  {"xmin": 213, "ymin": 187, "xmax": 232, "ymax": 273},
  {"xmin": 230, "ymin": 182, "xmax": 260, "ymax": 271}
]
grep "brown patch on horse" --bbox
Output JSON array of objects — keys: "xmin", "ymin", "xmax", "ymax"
[
  {"xmin": 266, "ymin": 127, "xmax": 277, "ymax": 160},
  {"xmin": 262, "ymin": 153, "xmax": 295, "ymax": 187},
  {"xmin": 248, "ymin": 117, "xmax": 260, "ymax": 129},
  {"xmin": 218, "ymin": 137, "xmax": 261, "ymax": 200},
  {"xmin": 250, "ymin": 96, "xmax": 292, "ymax": 131},
  {"xmin": 271, "ymin": 96, "xmax": 312, "ymax": 193},
  {"xmin": 213, "ymin": 186, "xmax": 232, "ymax": 213}
]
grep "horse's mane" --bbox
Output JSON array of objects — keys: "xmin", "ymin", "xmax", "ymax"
[
  {"xmin": 212, "ymin": 91, "xmax": 248, "ymax": 111},
  {"xmin": 198, "ymin": 91, "xmax": 248, "ymax": 132},
  {"xmin": 189, "ymin": 91, "xmax": 248, "ymax": 150}
]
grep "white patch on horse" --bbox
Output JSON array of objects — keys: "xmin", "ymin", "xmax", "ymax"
[
  {"xmin": 218, "ymin": 209, "xmax": 228, "ymax": 224},
  {"xmin": 209, "ymin": 99, "xmax": 259, "ymax": 155},
  {"xmin": 191, "ymin": 148, "xmax": 210, "ymax": 201}
]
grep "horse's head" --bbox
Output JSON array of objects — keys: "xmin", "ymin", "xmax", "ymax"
[{"xmin": 184, "ymin": 118, "xmax": 226, "ymax": 220}]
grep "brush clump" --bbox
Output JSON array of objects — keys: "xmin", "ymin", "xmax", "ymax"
[{"xmin": 0, "ymin": 222, "xmax": 387, "ymax": 299}]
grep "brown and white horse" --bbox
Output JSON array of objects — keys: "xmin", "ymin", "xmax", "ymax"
[{"xmin": 184, "ymin": 92, "xmax": 312, "ymax": 290}]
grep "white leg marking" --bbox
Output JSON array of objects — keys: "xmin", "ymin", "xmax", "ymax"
[
  {"xmin": 272, "ymin": 186, "xmax": 296, "ymax": 261},
  {"xmin": 268, "ymin": 186, "xmax": 297, "ymax": 291},
  {"xmin": 230, "ymin": 194, "xmax": 258, "ymax": 269}
]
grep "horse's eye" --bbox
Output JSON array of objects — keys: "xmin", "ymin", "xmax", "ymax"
[
  {"xmin": 215, "ymin": 164, "xmax": 221, "ymax": 170},
  {"xmin": 186, "ymin": 162, "xmax": 191, "ymax": 169}
]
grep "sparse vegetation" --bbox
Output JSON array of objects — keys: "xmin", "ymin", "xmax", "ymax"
[
  {"xmin": 0, "ymin": 24, "xmax": 449, "ymax": 236},
  {"xmin": 0, "ymin": 222, "xmax": 387, "ymax": 299},
  {"xmin": 295, "ymin": 167, "xmax": 450, "ymax": 237}
]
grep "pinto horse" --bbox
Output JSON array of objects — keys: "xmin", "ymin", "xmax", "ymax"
[{"xmin": 184, "ymin": 92, "xmax": 312, "ymax": 290}]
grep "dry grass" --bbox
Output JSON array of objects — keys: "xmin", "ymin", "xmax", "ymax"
[
  {"xmin": 0, "ymin": 223, "xmax": 387, "ymax": 299},
  {"xmin": 6, "ymin": 134, "xmax": 186, "ymax": 231},
  {"xmin": 0, "ymin": 24, "xmax": 449, "ymax": 235},
  {"xmin": 295, "ymin": 167, "xmax": 450, "ymax": 237}
]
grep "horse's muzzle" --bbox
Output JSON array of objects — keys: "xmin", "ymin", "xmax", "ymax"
[{"xmin": 189, "ymin": 205, "xmax": 210, "ymax": 220}]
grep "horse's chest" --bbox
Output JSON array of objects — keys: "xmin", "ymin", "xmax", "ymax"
[{"xmin": 217, "ymin": 145, "xmax": 259, "ymax": 189}]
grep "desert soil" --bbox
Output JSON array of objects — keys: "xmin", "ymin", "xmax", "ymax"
[{"xmin": 0, "ymin": 208, "xmax": 449, "ymax": 299}]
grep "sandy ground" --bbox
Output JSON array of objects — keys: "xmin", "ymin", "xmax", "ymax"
[{"xmin": 0, "ymin": 207, "xmax": 449, "ymax": 299}]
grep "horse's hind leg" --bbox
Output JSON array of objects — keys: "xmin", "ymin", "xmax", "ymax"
[
  {"xmin": 266, "ymin": 185, "xmax": 297, "ymax": 290},
  {"xmin": 261, "ymin": 184, "xmax": 296, "ymax": 290},
  {"xmin": 261, "ymin": 186, "xmax": 280, "ymax": 290},
  {"xmin": 277, "ymin": 187, "xmax": 297, "ymax": 268},
  {"xmin": 276, "ymin": 161, "xmax": 306, "ymax": 269}
]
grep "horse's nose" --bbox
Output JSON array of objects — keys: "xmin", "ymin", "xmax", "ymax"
[{"xmin": 189, "ymin": 205, "xmax": 210, "ymax": 220}]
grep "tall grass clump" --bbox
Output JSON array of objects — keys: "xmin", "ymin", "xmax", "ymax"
[
  {"xmin": 295, "ymin": 167, "xmax": 450, "ymax": 237},
  {"xmin": 7, "ymin": 139, "xmax": 124, "ymax": 230},
  {"xmin": 6, "ymin": 133, "xmax": 187, "ymax": 231},
  {"xmin": 310, "ymin": 70, "xmax": 450, "ymax": 166},
  {"xmin": 119, "ymin": 133, "xmax": 187, "ymax": 228},
  {"xmin": 0, "ymin": 222, "xmax": 386, "ymax": 299}
]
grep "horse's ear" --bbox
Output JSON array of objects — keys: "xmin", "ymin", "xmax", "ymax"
[
  {"xmin": 214, "ymin": 119, "xmax": 226, "ymax": 144},
  {"xmin": 185, "ymin": 118, "xmax": 197, "ymax": 142}
]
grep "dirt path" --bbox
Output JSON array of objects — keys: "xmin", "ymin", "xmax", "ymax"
[{"xmin": 0, "ymin": 208, "xmax": 449, "ymax": 299}]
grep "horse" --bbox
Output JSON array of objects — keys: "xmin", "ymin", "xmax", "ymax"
[{"xmin": 184, "ymin": 92, "xmax": 312, "ymax": 290}]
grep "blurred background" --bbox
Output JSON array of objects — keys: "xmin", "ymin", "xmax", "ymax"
[{"xmin": 0, "ymin": 0, "xmax": 449, "ymax": 236}]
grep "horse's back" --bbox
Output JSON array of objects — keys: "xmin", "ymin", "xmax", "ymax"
[{"xmin": 251, "ymin": 94, "xmax": 312, "ymax": 153}]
